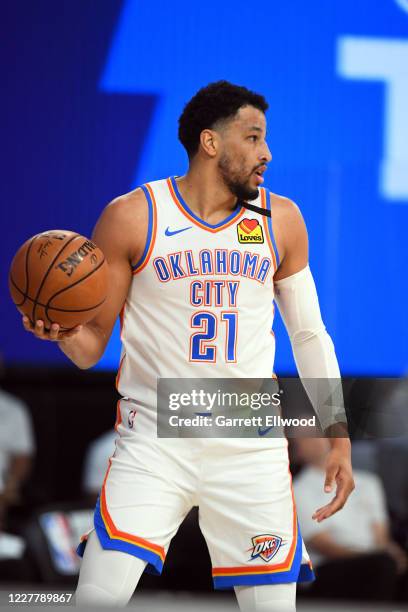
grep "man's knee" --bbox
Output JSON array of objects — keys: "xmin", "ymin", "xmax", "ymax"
[
  {"xmin": 235, "ymin": 583, "xmax": 297, "ymax": 611},
  {"xmin": 75, "ymin": 530, "xmax": 147, "ymax": 607},
  {"xmin": 75, "ymin": 583, "xmax": 123, "ymax": 607}
]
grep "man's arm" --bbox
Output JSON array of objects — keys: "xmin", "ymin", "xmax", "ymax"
[
  {"xmin": 272, "ymin": 194, "xmax": 355, "ymax": 521},
  {"xmin": 22, "ymin": 189, "xmax": 149, "ymax": 369},
  {"xmin": 2, "ymin": 454, "xmax": 33, "ymax": 504},
  {"xmin": 369, "ymin": 472, "xmax": 408, "ymax": 574},
  {"xmin": 271, "ymin": 194, "xmax": 309, "ymax": 282},
  {"xmin": 307, "ymin": 531, "xmax": 360, "ymax": 560},
  {"xmin": 372, "ymin": 522, "xmax": 408, "ymax": 574}
]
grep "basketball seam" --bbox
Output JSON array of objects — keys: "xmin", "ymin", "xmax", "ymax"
[
  {"xmin": 45, "ymin": 299, "xmax": 106, "ymax": 328},
  {"xmin": 9, "ymin": 236, "xmax": 37, "ymax": 307},
  {"xmin": 45, "ymin": 257, "xmax": 106, "ymax": 308},
  {"xmin": 8, "ymin": 276, "xmax": 106, "ymax": 313},
  {"xmin": 31, "ymin": 234, "xmax": 80, "ymax": 323},
  {"xmin": 46, "ymin": 299, "xmax": 106, "ymax": 313},
  {"xmin": 8, "ymin": 273, "xmax": 27, "ymax": 307},
  {"xmin": 23, "ymin": 236, "xmax": 37, "ymax": 305},
  {"xmin": 44, "ymin": 257, "xmax": 107, "ymax": 325}
]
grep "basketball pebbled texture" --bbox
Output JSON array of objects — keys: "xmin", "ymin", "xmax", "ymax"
[{"xmin": 9, "ymin": 230, "xmax": 108, "ymax": 330}]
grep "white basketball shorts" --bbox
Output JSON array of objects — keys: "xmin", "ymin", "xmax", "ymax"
[{"xmin": 77, "ymin": 399, "xmax": 315, "ymax": 589}]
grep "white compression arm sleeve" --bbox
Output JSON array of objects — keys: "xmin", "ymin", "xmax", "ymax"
[{"xmin": 274, "ymin": 265, "xmax": 347, "ymax": 431}]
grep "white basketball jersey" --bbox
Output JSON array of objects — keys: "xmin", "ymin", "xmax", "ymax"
[{"xmin": 116, "ymin": 176, "xmax": 279, "ymax": 418}]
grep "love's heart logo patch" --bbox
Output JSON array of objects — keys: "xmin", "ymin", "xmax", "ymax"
[
  {"xmin": 237, "ymin": 218, "xmax": 264, "ymax": 244},
  {"xmin": 241, "ymin": 219, "xmax": 259, "ymax": 234}
]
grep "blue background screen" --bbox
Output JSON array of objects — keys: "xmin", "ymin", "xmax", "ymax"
[{"xmin": 2, "ymin": 0, "xmax": 407, "ymax": 374}]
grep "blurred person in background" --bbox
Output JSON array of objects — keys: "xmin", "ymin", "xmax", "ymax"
[
  {"xmin": 0, "ymin": 392, "xmax": 35, "ymax": 519},
  {"xmin": 82, "ymin": 429, "xmax": 117, "ymax": 506},
  {"xmin": 294, "ymin": 437, "xmax": 408, "ymax": 602},
  {"xmin": 347, "ymin": 376, "xmax": 408, "ymax": 546},
  {"xmin": 376, "ymin": 376, "xmax": 408, "ymax": 548},
  {"xmin": 0, "ymin": 358, "xmax": 36, "ymax": 574}
]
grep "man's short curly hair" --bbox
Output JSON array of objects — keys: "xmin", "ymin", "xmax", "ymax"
[{"xmin": 178, "ymin": 80, "xmax": 268, "ymax": 159}]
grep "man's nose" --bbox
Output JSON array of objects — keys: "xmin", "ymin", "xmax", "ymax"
[{"xmin": 261, "ymin": 142, "xmax": 272, "ymax": 163}]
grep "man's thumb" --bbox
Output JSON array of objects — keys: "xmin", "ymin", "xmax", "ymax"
[{"xmin": 324, "ymin": 464, "xmax": 337, "ymax": 492}]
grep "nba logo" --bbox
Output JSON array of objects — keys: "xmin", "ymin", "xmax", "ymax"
[
  {"xmin": 128, "ymin": 409, "xmax": 136, "ymax": 429},
  {"xmin": 249, "ymin": 534, "xmax": 282, "ymax": 562}
]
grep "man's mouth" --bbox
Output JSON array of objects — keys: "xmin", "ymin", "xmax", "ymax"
[{"xmin": 253, "ymin": 165, "xmax": 267, "ymax": 184}]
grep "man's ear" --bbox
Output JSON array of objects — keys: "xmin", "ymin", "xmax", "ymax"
[{"xmin": 199, "ymin": 129, "xmax": 220, "ymax": 158}]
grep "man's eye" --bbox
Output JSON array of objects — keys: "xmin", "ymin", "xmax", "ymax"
[{"xmin": 248, "ymin": 135, "xmax": 258, "ymax": 142}]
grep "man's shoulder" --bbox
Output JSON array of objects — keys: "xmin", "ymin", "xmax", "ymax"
[
  {"xmin": 266, "ymin": 189, "xmax": 301, "ymax": 219},
  {"xmin": 100, "ymin": 187, "xmax": 150, "ymax": 231},
  {"xmin": 108, "ymin": 176, "xmax": 170, "ymax": 213},
  {"xmin": 0, "ymin": 389, "xmax": 29, "ymax": 415},
  {"xmin": 109, "ymin": 186, "xmax": 146, "ymax": 208},
  {"xmin": 264, "ymin": 188, "xmax": 307, "ymax": 260}
]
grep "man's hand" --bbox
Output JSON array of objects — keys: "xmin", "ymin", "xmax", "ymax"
[
  {"xmin": 312, "ymin": 440, "xmax": 355, "ymax": 522},
  {"xmin": 0, "ymin": 495, "xmax": 6, "ymax": 531},
  {"xmin": 22, "ymin": 316, "xmax": 82, "ymax": 342},
  {"xmin": 384, "ymin": 540, "xmax": 408, "ymax": 574},
  {"xmin": 2, "ymin": 479, "xmax": 21, "ymax": 506},
  {"xmin": 372, "ymin": 522, "xmax": 408, "ymax": 575}
]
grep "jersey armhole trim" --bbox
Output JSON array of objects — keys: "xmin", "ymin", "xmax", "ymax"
[
  {"xmin": 132, "ymin": 183, "xmax": 157, "ymax": 274},
  {"xmin": 267, "ymin": 189, "xmax": 280, "ymax": 268},
  {"xmin": 260, "ymin": 188, "xmax": 279, "ymax": 270}
]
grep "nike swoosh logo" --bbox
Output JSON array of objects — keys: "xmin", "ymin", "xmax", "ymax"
[
  {"xmin": 258, "ymin": 426, "xmax": 274, "ymax": 437},
  {"xmin": 165, "ymin": 226, "xmax": 192, "ymax": 236}
]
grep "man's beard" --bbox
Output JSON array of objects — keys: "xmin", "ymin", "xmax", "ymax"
[{"xmin": 218, "ymin": 155, "xmax": 259, "ymax": 202}]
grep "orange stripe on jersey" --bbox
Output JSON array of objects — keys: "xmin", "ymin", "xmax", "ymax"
[
  {"xmin": 260, "ymin": 188, "xmax": 277, "ymax": 272},
  {"xmin": 99, "ymin": 460, "xmax": 165, "ymax": 561},
  {"xmin": 115, "ymin": 304, "xmax": 126, "ymax": 390},
  {"xmin": 119, "ymin": 303, "xmax": 125, "ymax": 338},
  {"xmin": 115, "ymin": 354, "xmax": 125, "ymax": 391},
  {"xmin": 166, "ymin": 177, "xmax": 245, "ymax": 233},
  {"xmin": 270, "ymin": 302, "xmax": 275, "ymax": 339},
  {"xmin": 113, "ymin": 399, "xmax": 122, "ymax": 431},
  {"xmin": 133, "ymin": 183, "xmax": 158, "ymax": 274}
]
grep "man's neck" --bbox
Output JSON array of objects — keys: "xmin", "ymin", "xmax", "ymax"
[{"xmin": 176, "ymin": 165, "xmax": 238, "ymax": 224}]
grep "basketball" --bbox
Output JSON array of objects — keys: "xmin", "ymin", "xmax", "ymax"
[{"xmin": 9, "ymin": 230, "xmax": 108, "ymax": 330}]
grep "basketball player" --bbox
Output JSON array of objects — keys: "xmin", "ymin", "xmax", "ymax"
[{"xmin": 22, "ymin": 81, "xmax": 355, "ymax": 611}]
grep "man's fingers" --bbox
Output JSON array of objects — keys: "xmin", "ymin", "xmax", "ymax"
[
  {"xmin": 314, "ymin": 472, "xmax": 355, "ymax": 522},
  {"xmin": 22, "ymin": 316, "xmax": 33, "ymax": 331},
  {"xmin": 324, "ymin": 463, "xmax": 339, "ymax": 493},
  {"xmin": 312, "ymin": 494, "xmax": 346, "ymax": 522},
  {"xmin": 22, "ymin": 316, "xmax": 48, "ymax": 339},
  {"xmin": 34, "ymin": 319, "xmax": 46, "ymax": 337},
  {"xmin": 22, "ymin": 316, "xmax": 81, "ymax": 342},
  {"xmin": 49, "ymin": 323, "xmax": 60, "ymax": 340}
]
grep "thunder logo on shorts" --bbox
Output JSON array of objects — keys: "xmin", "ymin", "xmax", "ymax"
[{"xmin": 248, "ymin": 534, "xmax": 284, "ymax": 562}]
